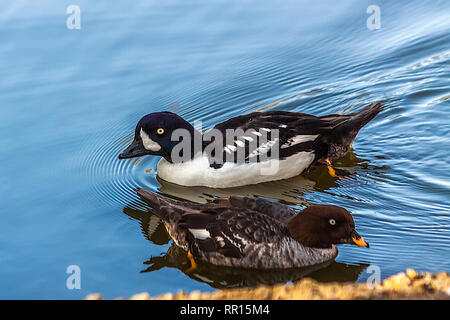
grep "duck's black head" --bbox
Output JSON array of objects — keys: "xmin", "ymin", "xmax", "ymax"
[
  {"xmin": 118, "ymin": 112, "xmax": 197, "ymax": 162},
  {"xmin": 287, "ymin": 205, "xmax": 369, "ymax": 249}
]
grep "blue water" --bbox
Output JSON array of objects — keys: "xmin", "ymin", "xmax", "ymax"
[{"xmin": 1, "ymin": 0, "xmax": 449, "ymax": 299}]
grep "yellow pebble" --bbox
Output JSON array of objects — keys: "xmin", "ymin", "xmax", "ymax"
[
  {"xmin": 85, "ymin": 293, "xmax": 103, "ymax": 300},
  {"xmin": 406, "ymin": 268, "xmax": 419, "ymax": 280},
  {"xmin": 130, "ymin": 292, "xmax": 151, "ymax": 300}
]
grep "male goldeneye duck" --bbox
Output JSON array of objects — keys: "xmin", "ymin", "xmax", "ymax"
[
  {"xmin": 136, "ymin": 189, "xmax": 369, "ymax": 270},
  {"xmin": 119, "ymin": 102, "xmax": 383, "ymax": 188}
]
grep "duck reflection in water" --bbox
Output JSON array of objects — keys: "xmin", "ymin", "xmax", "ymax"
[{"xmin": 140, "ymin": 243, "xmax": 368, "ymax": 289}]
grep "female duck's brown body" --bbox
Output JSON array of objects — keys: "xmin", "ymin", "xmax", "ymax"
[{"xmin": 137, "ymin": 189, "xmax": 369, "ymax": 269}]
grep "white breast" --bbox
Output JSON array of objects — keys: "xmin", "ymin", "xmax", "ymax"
[{"xmin": 156, "ymin": 151, "xmax": 315, "ymax": 188}]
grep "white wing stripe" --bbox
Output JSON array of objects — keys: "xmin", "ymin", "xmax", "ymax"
[
  {"xmin": 226, "ymin": 145, "xmax": 237, "ymax": 152},
  {"xmin": 281, "ymin": 134, "xmax": 318, "ymax": 148},
  {"xmin": 188, "ymin": 228, "xmax": 211, "ymax": 240},
  {"xmin": 235, "ymin": 140, "xmax": 245, "ymax": 147}
]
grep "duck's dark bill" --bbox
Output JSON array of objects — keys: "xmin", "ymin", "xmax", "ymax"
[{"xmin": 118, "ymin": 139, "xmax": 148, "ymax": 159}]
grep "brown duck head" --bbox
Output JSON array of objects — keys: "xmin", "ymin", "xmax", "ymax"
[{"xmin": 287, "ymin": 205, "xmax": 369, "ymax": 249}]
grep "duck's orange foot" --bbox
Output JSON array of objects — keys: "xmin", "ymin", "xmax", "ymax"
[
  {"xmin": 325, "ymin": 158, "xmax": 352, "ymax": 180},
  {"xmin": 184, "ymin": 250, "xmax": 198, "ymax": 273},
  {"xmin": 325, "ymin": 158, "xmax": 338, "ymax": 177}
]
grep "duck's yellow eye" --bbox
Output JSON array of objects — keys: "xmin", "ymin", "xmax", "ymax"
[
  {"xmin": 157, "ymin": 128, "xmax": 164, "ymax": 135},
  {"xmin": 329, "ymin": 219, "xmax": 336, "ymax": 225}
]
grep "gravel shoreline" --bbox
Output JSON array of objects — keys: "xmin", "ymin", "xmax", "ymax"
[{"xmin": 86, "ymin": 269, "xmax": 449, "ymax": 300}]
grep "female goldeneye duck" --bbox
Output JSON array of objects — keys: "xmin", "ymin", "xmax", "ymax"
[
  {"xmin": 136, "ymin": 189, "xmax": 369, "ymax": 270},
  {"xmin": 119, "ymin": 102, "xmax": 383, "ymax": 188}
]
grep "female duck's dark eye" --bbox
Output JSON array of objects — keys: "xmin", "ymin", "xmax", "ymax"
[
  {"xmin": 157, "ymin": 128, "xmax": 164, "ymax": 135},
  {"xmin": 329, "ymin": 219, "xmax": 336, "ymax": 225}
]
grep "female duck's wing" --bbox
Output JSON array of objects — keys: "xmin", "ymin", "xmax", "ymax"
[
  {"xmin": 179, "ymin": 206, "xmax": 290, "ymax": 259},
  {"xmin": 137, "ymin": 188, "xmax": 296, "ymax": 224},
  {"xmin": 212, "ymin": 196, "xmax": 297, "ymax": 224},
  {"xmin": 136, "ymin": 189, "xmax": 294, "ymax": 259}
]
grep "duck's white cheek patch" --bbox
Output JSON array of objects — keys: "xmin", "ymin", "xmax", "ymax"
[
  {"xmin": 140, "ymin": 128, "xmax": 161, "ymax": 152},
  {"xmin": 188, "ymin": 228, "xmax": 211, "ymax": 240}
]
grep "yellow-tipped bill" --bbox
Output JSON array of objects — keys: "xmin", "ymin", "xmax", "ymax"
[
  {"xmin": 350, "ymin": 229, "xmax": 370, "ymax": 248},
  {"xmin": 352, "ymin": 235, "xmax": 369, "ymax": 247}
]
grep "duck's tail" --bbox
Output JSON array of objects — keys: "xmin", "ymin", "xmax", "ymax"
[
  {"xmin": 316, "ymin": 102, "xmax": 383, "ymax": 161},
  {"xmin": 346, "ymin": 101, "xmax": 384, "ymax": 131},
  {"xmin": 328, "ymin": 101, "xmax": 384, "ymax": 146}
]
